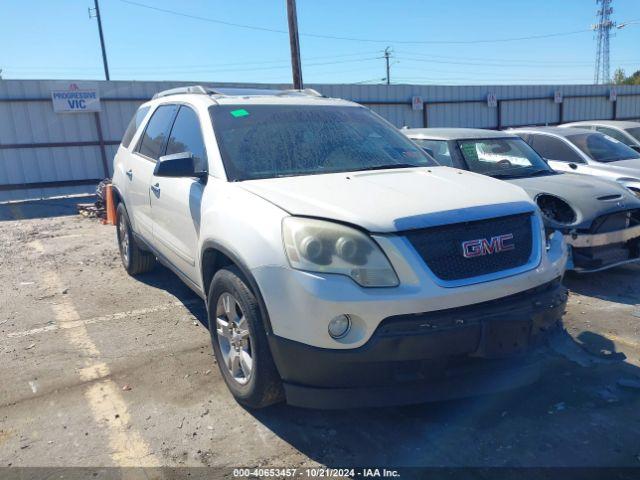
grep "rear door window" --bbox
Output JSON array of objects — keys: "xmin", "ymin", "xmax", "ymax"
[
  {"xmin": 121, "ymin": 106, "xmax": 150, "ymax": 148},
  {"xmin": 137, "ymin": 104, "xmax": 178, "ymax": 160},
  {"xmin": 626, "ymin": 127, "xmax": 640, "ymax": 142},
  {"xmin": 530, "ymin": 134, "xmax": 584, "ymax": 163},
  {"xmin": 567, "ymin": 132, "xmax": 640, "ymax": 162},
  {"xmin": 595, "ymin": 126, "xmax": 634, "ymax": 145}
]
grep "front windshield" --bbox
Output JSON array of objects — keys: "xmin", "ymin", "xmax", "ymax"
[
  {"xmin": 209, "ymin": 105, "xmax": 436, "ymax": 181},
  {"xmin": 456, "ymin": 137, "xmax": 553, "ymax": 178},
  {"xmin": 566, "ymin": 132, "xmax": 640, "ymax": 163},
  {"xmin": 626, "ymin": 127, "xmax": 640, "ymax": 142}
]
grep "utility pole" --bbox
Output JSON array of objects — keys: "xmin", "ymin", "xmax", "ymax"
[
  {"xmin": 89, "ymin": 0, "xmax": 110, "ymax": 80},
  {"xmin": 383, "ymin": 47, "xmax": 392, "ymax": 85},
  {"xmin": 593, "ymin": 0, "xmax": 615, "ymax": 84},
  {"xmin": 286, "ymin": 0, "xmax": 303, "ymax": 90}
]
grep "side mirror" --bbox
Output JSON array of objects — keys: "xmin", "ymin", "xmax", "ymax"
[
  {"xmin": 568, "ymin": 163, "xmax": 578, "ymax": 170},
  {"xmin": 154, "ymin": 152, "xmax": 206, "ymax": 178}
]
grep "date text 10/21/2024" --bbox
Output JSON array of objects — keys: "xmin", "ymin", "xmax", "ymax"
[{"xmin": 232, "ymin": 468, "xmax": 401, "ymax": 478}]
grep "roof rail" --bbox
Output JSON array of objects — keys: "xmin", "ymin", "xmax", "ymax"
[
  {"xmin": 152, "ymin": 85, "xmax": 221, "ymax": 99},
  {"xmin": 276, "ymin": 88, "xmax": 324, "ymax": 97},
  {"xmin": 152, "ymin": 85, "xmax": 325, "ymax": 100}
]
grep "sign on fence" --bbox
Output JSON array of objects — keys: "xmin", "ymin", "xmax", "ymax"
[
  {"xmin": 51, "ymin": 83, "xmax": 101, "ymax": 113},
  {"xmin": 554, "ymin": 91, "xmax": 563, "ymax": 104},
  {"xmin": 487, "ymin": 93, "xmax": 497, "ymax": 108},
  {"xmin": 412, "ymin": 96, "xmax": 424, "ymax": 111}
]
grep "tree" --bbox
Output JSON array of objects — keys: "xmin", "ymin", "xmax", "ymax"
[
  {"xmin": 613, "ymin": 67, "xmax": 640, "ymax": 85},
  {"xmin": 613, "ymin": 68, "xmax": 627, "ymax": 84}
]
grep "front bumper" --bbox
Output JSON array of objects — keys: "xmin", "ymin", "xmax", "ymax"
[
  {"xmin": 565, "ymin": 225, "xmax": 640, "ymax": 272},
  {"xmin": 253, "ymin": 227, "xmax": 567, "ymax": 350},
  {"xmin": 268, "ymin": 279, "xmax": 568, "ymax": 409}
]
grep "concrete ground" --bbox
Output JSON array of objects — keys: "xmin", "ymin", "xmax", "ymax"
[{"xmin": 1, "ymin": 199, "xmax": 640, "ymax": 471}]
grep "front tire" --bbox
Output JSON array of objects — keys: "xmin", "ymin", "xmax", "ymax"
[
  {"xmin": 208, "ymin": 266, "xmax": 284, "ymax": 408},
  {"xmin": 116, "ymin": 203, "xmax": 156, "ymax": 275}
]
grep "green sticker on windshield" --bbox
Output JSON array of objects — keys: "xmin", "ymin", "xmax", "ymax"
[
  {"xmin": 230, "ymin": 108, "xmax": 249, "ymax": 118},
  {"xmin": 460, "ymin": 142, "xmax": 479, "ymax": 161}
]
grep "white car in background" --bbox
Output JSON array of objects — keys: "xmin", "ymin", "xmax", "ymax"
[
  {"xmin": 512, "ymin": 126, "xmax": 640, "ymax": 198},
  {"xmin": 560, "ymin": 120, "xmax": 640, "ymax": 153}
]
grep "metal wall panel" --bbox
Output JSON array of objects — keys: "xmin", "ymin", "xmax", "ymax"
[
  {"xmin": 1, "ymin": 79, "xmax": 640, "ymax": 202},
  {"xmin": 501, "ymin": 99, "xmax": 559, "ymax": 128},
  {"xmin": 428, "ymin": 102, "xmax": 497, "ymax": 128},
  {"xmin": 617, "ymin": 95, "xmax": 640, "ymax": 120},
  {"xmin": 563, "ymin": 96, "xmax": 613, "ymax": 122}
]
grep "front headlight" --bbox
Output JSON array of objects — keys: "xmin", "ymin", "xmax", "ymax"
[{"xmin": 282, "ymin": 217, "xmax": 399, "ymax": 287}]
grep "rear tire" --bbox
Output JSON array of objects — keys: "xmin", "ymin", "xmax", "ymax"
[
  {"xmin": 116, "ymin": 203, "xmax": 156, "ymax": 275},
  {"xmin": 208, "ymin": 265, "xmax": 284, "ymax": 408}
]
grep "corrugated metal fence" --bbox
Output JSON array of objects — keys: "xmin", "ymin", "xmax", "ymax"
[{"xmin": 1, "ymin": 79, "xmax": 639, "ymax": 202}]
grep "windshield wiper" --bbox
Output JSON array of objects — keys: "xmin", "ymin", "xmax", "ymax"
[
  {"xmin": 485, "ymin": 168, "xmax": 550, "ymax": 179},
  {"xmin": 484, "ymin": 171, "xmax": 519, "ymax": 179},
  {"xmin": 525, "ymin": 169, "xmax": 553, "ymax": 177},
  {"xmin": 351, "ymin": 163, "xmax": 421, "ymax": 172}
]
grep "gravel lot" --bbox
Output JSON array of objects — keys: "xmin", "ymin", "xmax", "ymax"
[{"xmin": 1, "ymin": 198, "xmax": 640, "ymax": 471}]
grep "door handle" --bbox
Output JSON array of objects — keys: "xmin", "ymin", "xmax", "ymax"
[
  {"xmin": 150, "ymin": 183, "xmax": 161, "ymax": 196},
  {"xmin": 126, "ymin": 169, "xmax": 133, "ymax": 180}
]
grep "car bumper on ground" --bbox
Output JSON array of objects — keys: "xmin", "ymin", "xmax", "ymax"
[
  {"xmin": 565, "ymin": 224, "xmax": 640, "ymax": 272},
  {"xmin": 267, "ymin": 278, "xmax": 568, "ymax": 409}
]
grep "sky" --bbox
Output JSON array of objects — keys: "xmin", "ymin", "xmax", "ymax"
[{"xmin": 0, "ymin": 0, "xmax": 639, "ymax": 85}]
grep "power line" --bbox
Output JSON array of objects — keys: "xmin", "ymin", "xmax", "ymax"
[
  {"xmin": 396, "ymin": 55, "xmax": 640, "ymax": 69},
  {"xmin": 393, "ymin": 76, "xmax": 593, "ymax": 85},
  {"xmin": 118, "ymin": 0, "xmax": 593, "ymax": 45},
  {"xmin": 1, "ymin": 51, "xmax": 380, "ymax": 72},
  {"xmin": 395, "ymin": 51, "xmax": 640, "ymax": 67},
  {"xmin": 352, "ymin": 78, "xmax": 386, "ymax": 85},
  {"xmin": 3, "ymin": 57, "xmax": 380, "ymax": 76},
  {"xmin": 8, "ymin": 54, "xmax": 638, "ymax": 74}
]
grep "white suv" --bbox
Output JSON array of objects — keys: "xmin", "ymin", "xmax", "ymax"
[{"xmin": 112, "ymin": 86, "xmax": 568, "ymax": 409}]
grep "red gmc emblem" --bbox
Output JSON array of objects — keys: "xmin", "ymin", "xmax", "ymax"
[{"xmin": 462, "ymin": 234, "xmax": 515, "ymax": 258}]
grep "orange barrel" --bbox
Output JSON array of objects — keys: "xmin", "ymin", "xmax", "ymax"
[{"xmin": 105, "ymin": 183, "xmax": 116, "ymax": 225}]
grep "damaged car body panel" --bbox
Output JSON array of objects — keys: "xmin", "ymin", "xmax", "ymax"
[{"xmin": 403, "ymin": 128, "xmax": 640, "ymax": 273}]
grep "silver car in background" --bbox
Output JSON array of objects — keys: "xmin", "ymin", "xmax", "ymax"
[
  {"xmin": 403, "ymin": 128, "xmax": 640, "ymax": 273},
  {"xmin": 560, "ymin": 120, "xmax": 640, "ymax": 153},
  {"xmin": 511, "ymin": 126, "xmax": 640, "ymax": 198}
]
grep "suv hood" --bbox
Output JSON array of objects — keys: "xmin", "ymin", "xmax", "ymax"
[
  {"xmin": 508, "ymin": 172, "xmax": 640, "ymax": 229},
  {"xmin": 239, "ymin": 167, "xmax": 535, "ymax": 233}
]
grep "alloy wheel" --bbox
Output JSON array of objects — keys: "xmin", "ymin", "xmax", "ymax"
[{"xmin": 215, "ymin": 292, "xmax": 253, "ymax": 385}]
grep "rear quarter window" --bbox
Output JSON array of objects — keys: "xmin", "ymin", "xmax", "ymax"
[{"xmin": 121, "ymin": 106, "xmax": 150, "ymax": 148}]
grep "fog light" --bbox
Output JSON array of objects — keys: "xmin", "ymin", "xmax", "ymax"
[{"xmin": 328, "ymin": 314, "xmax": 351, "ymax": 339}]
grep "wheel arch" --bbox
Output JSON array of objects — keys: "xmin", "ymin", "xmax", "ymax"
[
  {"xmin": 200, "ymin": 240, "xmax": 274, "ymax": 334},
  {"xmin": 111, "ymin": 184, "xmax": 124, "ymax": 207}
]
